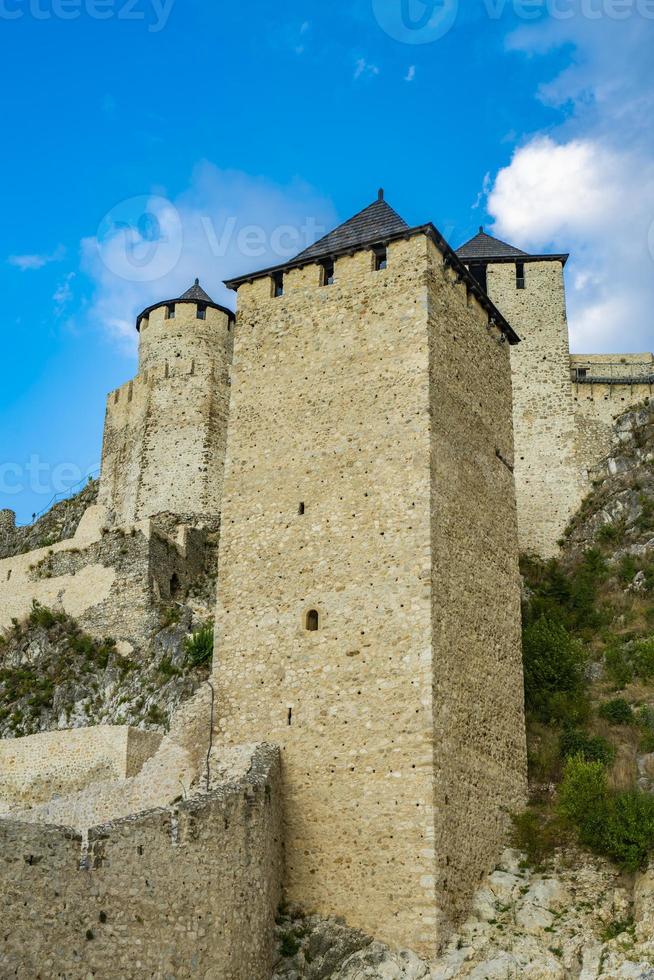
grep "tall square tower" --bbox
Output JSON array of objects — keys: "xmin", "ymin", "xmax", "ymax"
[
  {"xmin": 457, "ymin": 230, "xmax": 582, "ymax": 557},
  {"xmin": 214, "ymin": 197, "xmax": 527, "ymax": 956}
]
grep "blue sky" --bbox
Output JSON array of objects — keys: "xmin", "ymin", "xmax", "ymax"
[{"xmin": 1, "ymin": 0, "xmax": 653, "ymax": 522}]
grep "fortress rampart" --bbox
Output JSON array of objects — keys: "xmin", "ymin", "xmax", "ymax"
[
  {"xmin": 572, "ymin": 354, "xmax": 654, "ymax": 471},
  {"xmin": 0, "ymin": 742, "xmax": 282, "ymax": 980}
]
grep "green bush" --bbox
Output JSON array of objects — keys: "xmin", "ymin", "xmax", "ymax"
[
  {"xmin": 632, "ymin": 638, "xmax": 654, "ymax": 680},
  {"xmin": 511, "ymin": 809, "xmax": 566, "ymax": 868},
  {"xmin": 605, "ymin": 645, "xmax": 633, "ymax": 689},
  {"xmin": 598, "ymin": 699, "xmax": 634, "ymax": 726},
  {"xmin": 523, "ymin": 617, "xmax": 588, "ymax": 723},
  {"xmin": 618, "ymin": 555, "xmax": 638, "ymax": 585},
  {"xmin": 598, "ymin": 523, "xmax": 623, "ymax": 545},
  {"xmin": 559, "ymin": 729, "xmax": 615, "ymax": 766},
  {"xmin": 559, "ymin": 756, "xmax": 654, "ymax": 871},
  {"xmin": 184, "ymin": 624, "xmax": 214, "ymax": 668}
]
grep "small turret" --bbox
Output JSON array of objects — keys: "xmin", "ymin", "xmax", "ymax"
[
  {"xmin": 136, "ymin": 279, "xmax": 234, "ymax": 374},
  {"xmin": 99, "ymin": 279, "xmax": 235, "ymax": 525}
]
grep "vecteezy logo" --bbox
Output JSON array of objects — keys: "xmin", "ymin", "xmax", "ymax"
[
  {"xmin": 96, "ymin": 194, "xmax": 183, "ymax": 283},
  {"xmin": 372, "ymin": 0, "xmax": 459, "ymax": 44}
]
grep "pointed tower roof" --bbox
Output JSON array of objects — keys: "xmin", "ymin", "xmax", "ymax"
[
  {"xmin": 136, "ymin": 278, "xmax": 234, "ymax": 332},
  {"xmin": 223, "ymin": 194, "xmax": 521, "ymax": 344},
  {"xmin": 456, "ymin": 227, "xmax": 569, "ymax": 265},
  {"xmin": 294, "ymin": 190, "xmax": 409, "ymax": 263},
  {"xmin": 180, "ymin": 278, "xmax": 215, "ymax": 303},
  {"xmin": 456, "ymin": 228, "xmax": 527, "ymax": 261}
]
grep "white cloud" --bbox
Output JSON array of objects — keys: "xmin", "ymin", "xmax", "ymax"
[
  {"xmin": 53, "ymin": 272, "xmax": 76, "ymax": 310},
  {"xmin": 354, "ymin": 58, "xmax": 380, "ymax": 80},
  {"xmin": 485, "ymin": 15, "xmax": 654, "ymax": 354},
  {"xmin": 405, "ymin": 65, "xmax": 416, "ymax": 82},
  {"xmin": 81, "ymin": 165, "xmax": 338, "ymax": 352},
  {"xmin": 8, "ymin": 245, "xmax": 65, "ymax": 271},
  {"xmin": 488, "ymin": 136, "xmax": 654, "ymax": 352}
]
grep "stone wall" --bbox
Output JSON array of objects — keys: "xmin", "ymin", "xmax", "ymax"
[
  {"xmin": 427, "ymin": 243, "xmax": 528, "ymax": 933},
  {"xmin": 0, "ymin": 742, "xmax": 282, "ymax": 980},
  {"xmin": 0, "ymin": 504, "xmax": 217, "ymax": 647},
  {"xmin": 100, "ymin": 302, "xmax": 233, "ymax": 527},
  {"xmin": 571, "ymin": 354, "xmax": 653, "ymax": 477},
  {"xmin": 214, "ymin": 233, "xmax": 526, "ymax": 957},
  {"xmin": 0, "ymin": 726, "xmax": 162, "ymax": 811},
  {"xmin": 486, "ymin": 260, "xmax": 584, "ymax": 558}
]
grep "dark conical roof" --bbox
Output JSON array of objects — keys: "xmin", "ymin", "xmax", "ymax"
[
  {"xmin": 456, "ymin": 228, "xmax": 528, "ymax": 261},
  {"xmin": 135, "ymin": 277, "xmax": 234, "ymax": 332},
  {"xmin": 293, "ymin": 191, "xmax": 409, "ymax": 263},
  {"xmin": 180, "ymin": 278, "xmax": 215, "ymax": 303}
]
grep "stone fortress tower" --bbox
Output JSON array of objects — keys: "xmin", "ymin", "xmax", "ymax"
[
  {"xmin": 99, "ymin": 279, "xmax": 234, "ymax": 527},
  {"xmin": 457, "ymin": 229, "xmax": 654, "ymax": 557},
  {"xmin": 213, "ymin": 194, "xmax": 528, "ymax": 956}
]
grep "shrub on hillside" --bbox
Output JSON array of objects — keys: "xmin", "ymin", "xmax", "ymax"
[
  {"xmin": 559, "ymin": 756, "xmax": 654, "ymax": 871},
  {"xmin": 184, "ymin": 624, "xmax": 214, "ymax": 668},
  {"xmin": 598, "ymin": 699, "xmax": 634, "ymax": 726},
  {"xmin": 559, "ymin": 728, "xmax": 615, "ymax": 766},
  {"xmin": 521, "ymin": 552, "xmax": 610, "ymax": 636},
  {"xmin": 632, "ymin": 638, "xmax": 654, "ymax": 680},
  {"xmin": 523, "ymin": 616, "xmax": 588, "ymax": 723}
]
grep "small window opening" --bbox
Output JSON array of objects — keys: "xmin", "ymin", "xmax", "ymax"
[
  {"xmin": 287, "ymin": 707, "xmax": 293, "ymax": 726},
  {"xmin": 197, "ymin": 303, "xmax": 207, "ymax": 320},
  {"xmin": 321, "ymin": 260, "xmax": 335, "ymax": 286},
  {"xmin": 298, "ymin": 502, "xmax": 305, "ymax": 515},
  {"xmin": 373, "ymin": 246, "xmax": 387, "ymax": 271},
  {"xmin": 273, "ymin": 271, "xmax": 284, "ymax": 297},
  {"xmin": 165, "ymin": 304, "xmax": 176, "ymax": 319},
  {"xmin": 170, "ymin": 573, "xmax": 181, "ymax": 598},
  {"xmin": 306, "ymin": 609, "xmax": 320, "ymax": 632},
  {"xmin": 576, "ymin": 367, "xmax": 589, "ymax": 380},
  {"xmin": 516, "ymin": 262, "xmax": 526, "ymax": 290},
  {"xmin": 469, "ymin": 262, "xmax": 487, "ymax": 292}
]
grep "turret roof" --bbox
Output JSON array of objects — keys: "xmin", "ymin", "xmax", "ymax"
[
  {"xmin": 180, "ymin": 279, "xmax": 215, "ymax": 303},
  {"xmin": 456, "ymin": 228, "xmax": 569, "ymax": 266},
  {"xmin": 136, "ymin": 278, "xmax": 234, "ymax": 331},
  {"xmin": 457, "ymin": 228, "xmax": 527, "ymax": 261}
]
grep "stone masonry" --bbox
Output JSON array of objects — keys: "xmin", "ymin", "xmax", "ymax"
[
  {"xmin": 457, "ymin": 231, "xmax": 654, "ymax": 557},
  {"xmin": 99, "ymin": 289, "xmax": 234, "ymax": 527},
  {"xmin": 213, "ymin": 228, "xmax": 527, "ymax": 958},
  {"xmin": 0, "ymin": 742, "xmax": 282, "ymax": 980}
]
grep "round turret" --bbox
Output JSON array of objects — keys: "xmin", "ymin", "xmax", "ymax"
[{"xmin": 136, "ymin": 279, "xmax": 234, "ymax": 373}]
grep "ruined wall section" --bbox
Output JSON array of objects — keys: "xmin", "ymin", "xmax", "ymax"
[
  {"xmin": 0, "ymin": 726, "xmax": 162, "ymax": 811},
  {"xmin": 0, "ymin": 505, "xmax": 217, "ymax": 646},
  {"xmin": 487, "ymin": 260, "xmax": 583, "ymax": 557},
  {"xmin": 100, "ymin": 302, "xmax": 233, "ymax": 527},
  {"xmin": 0, "ymin": 743, "xmax": 282, "ymax": 980},
  {"xmin": 427, "ymin": 244, "xmax": 527, "ymax": 930}
]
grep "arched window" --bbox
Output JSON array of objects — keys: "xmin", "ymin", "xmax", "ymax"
[{"xmin": 305, "ymin": 609, "xmax": 320, "ymax": 632}]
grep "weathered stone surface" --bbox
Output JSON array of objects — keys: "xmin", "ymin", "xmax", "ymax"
[
  {"xmin": 215, "ymin": 234, "xmax": 527, "ymax": 957},
  {"xmin": 0, "ymin": 743, "xmax": 282, "ymax": 980},
  {"xmin": 273, "ymin": 848, "xmax": 654, "ymax": 979}
]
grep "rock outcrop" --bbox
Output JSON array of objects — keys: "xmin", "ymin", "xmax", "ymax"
[{"xmin": 274, "ymin": 849, "xmax": 654, "ymax": 979}]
